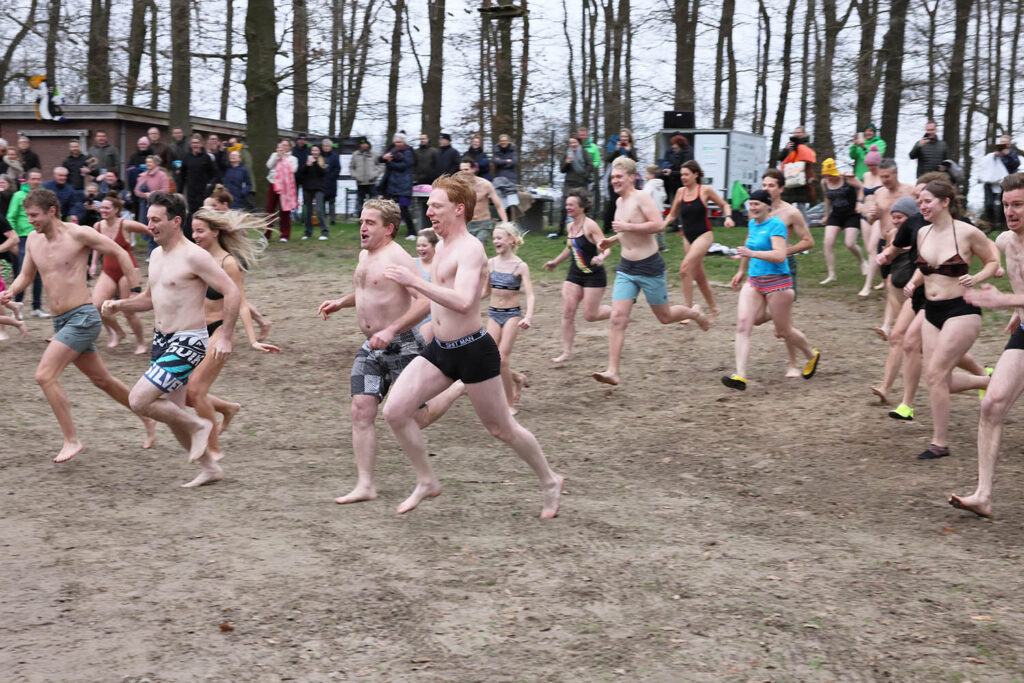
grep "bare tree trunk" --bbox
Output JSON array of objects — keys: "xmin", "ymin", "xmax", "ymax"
[
  {"xmin": 724, "ymin": 0, "xmax": 737, "ymax": 129},
  {"xmin": 812, "ymin": 0, "xmax": 854, "ymax": 161},
  {"xmin": 673, "ymin": 0, "xmax": 700, "ymax": 113},
  {"xmin": 45, "ymin": 0, "xmax": 60, "ymax": 87},
  {"xmin": 562, "ymin": 0, "xmax": 578, "ymax": 128},
  {"xmin": 624, "ymin": 2, "xmax": 632, "ymax": 131},
  {"xmin": 879, "ymin": 0, "xmax": 908, "ymax": 155},
  {"xmin": 713, "ymin": 1, "xmax": 726, "ymax": 127},
  {"xmin": 752, "ymin": 9, "xmax": 762, "ymax": 131},
  {"xmin": 292, "ymin": 0, "xmax": 309, "ymax": 132},
  {"xmin": 923, "ymin": 0, "xmax": 939, "ymax": 122},
  {"xmin": 148, "ymin": 0, "xmax": 159, "ymax": 109},
  {"xmin": 753, "ymin": 0, "xmax": 770, "ymax": 134},
  {"xmin": 514, "ymin": 0, "xmax": 530, "ymax": 154},
  {"xmin": 421, "ymin": 0, "xmax": 446, "ymax": 142},
  {"xmin": 220, "ymin": 0, "xmax": 234, "ymax": 121},
  {"xmin": 168, "ymin": 0, "xmax": 190, "ymax": 131},
  {"xmin": 338, "ymin": 1, "xmax": 378, "ymax": 139},
  {"xmin": 770, "ymin": 0, "xmax": 797, "ymax": 155},
  {"xmin": 246, "ymin": 0, "xmax": 278, "ymax": 205},
  {"xmin": 799, "ymin": 0, "xmax": 814, "ymax": 125},
  {"xmin": 493, "ymin": 11, "xmax": 515, "ymax": 138},
  {"xmin": 87, "ymin": 0, "xmax": 112, "ymax": 103},
  {"xmin": 1010, "ymin": 0, "xmax": 1022, "ymax": 137},
  {"xmin": 385, "ymin": 0, "xmax": 405, "ymax": 144},
  {"xmin": 601, "ymin": 0, "xmax": 624, "ymax": 138},
  {"xmin": 125, "ymin": 0, "xmax": 147, "ymax": 105},
  {"xmin": 854, "ymin": 0, "xmax": 878, "ymax": 127},
  {"xmin": 329, "ymin": 0, "xmax": 341, "ymax": 137},
  {"xmin": 988, "ymin": 0, "xmax": 1004, "ymax": 139},
  {"xmin": 0, "ymin": 0, "xmax": 38, "ymax": 100},
  {"xmin": 963, "ymin": 1, "xmax": 981, "ymax": 190},
  {"xmin": 943, "ymin": 0, "xmax": 971, "ymax": 160}
]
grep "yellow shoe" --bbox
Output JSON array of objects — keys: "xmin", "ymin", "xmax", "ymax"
[
  {"xmin": 979, "ymin": 366, "xmax": 994, "ymax": 401},
  {"xmin": 802, "ymin": 348, "xmax": 821, "ymax": 379},
  {"xmin": 721, "ymin": 374, "xmax": 747, "ymax": 391}
]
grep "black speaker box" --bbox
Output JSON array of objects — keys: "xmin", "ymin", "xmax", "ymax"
[{"xmin": 663, "ymin": 111, "xmax": 695, "ymax": 129}]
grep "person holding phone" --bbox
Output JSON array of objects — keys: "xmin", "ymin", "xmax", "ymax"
[{"xmin": 909, "ymin": 120, "xmax": 949, "ymax": 178}]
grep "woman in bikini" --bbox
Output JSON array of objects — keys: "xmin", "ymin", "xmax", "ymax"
[
  {"xmin": 543, "ymin": 188, "xmax": 611, "ymax": 363},
  {"xmin": 187, "ymin": 208, "xmax": 281, "ymax": 465},
  {"xmin": 905, "ymin": 179, "xmax": 999, "ymax": 459},
  {"xmin": 723, "ymin": 190, "xmax": 819, "ymax": 390},
  {"xmin": 859, "ymin": 146, "xmax": 886, "ymax": 299},
  {"xmin": 88, "ymin": 193, "xmax": 150, "ymax": 353},
  {"xmin": 484, "ymin": 222, "xmax": 535, "ymax": 413},
  {"xmin": 818, "ymin": 158, "xmax": 867, "ymax": 286},
  {"xmin": 661, "ymin": 160, "xmax": 734, "ymax": 317},
  {"xmin": 415, "ymin": 227, "xmax": 438, "ymax": 342}
]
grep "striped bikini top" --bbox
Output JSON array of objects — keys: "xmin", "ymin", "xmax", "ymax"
[{"xmin": 489, "ymin": 258, "xmax": 523, "ymax": 290}]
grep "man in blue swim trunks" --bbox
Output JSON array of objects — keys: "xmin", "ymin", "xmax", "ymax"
[
  {"xmin": 592, "ymin": 157, "xmax": 710, "ymax": 386},
  {"xmin": 104, "ymin": 192, "xmax": 241, "ymax": 488},
  {"xmin": 1, "ymin": 189, "xmax": 153, "ymax": 463}
]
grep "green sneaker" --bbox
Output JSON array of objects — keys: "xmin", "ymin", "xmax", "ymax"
[
  {"xmin": 979, "ymin": 366, "xmax": 994, "ymax": 401},
  {"xmin": 888, "ymin": 403, "xmax": 914, "ymax": 420}
]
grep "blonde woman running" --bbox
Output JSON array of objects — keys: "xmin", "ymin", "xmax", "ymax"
[
  {"xmin": 187, "ymin": 208, "xmax": 281, "ymax": 465},
  {"xmin": 484, "ymin": 222, "xmax": 535, "ymax": 413}
]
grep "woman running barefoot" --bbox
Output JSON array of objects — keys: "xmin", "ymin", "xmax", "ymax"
[
  {"xmin": 723, "ymin": 190, "xmax": 820, "ymax": 390},
  {"xmin": 543, "ymin": 188, "xmax": 611, "ymax": 363},
  {"xmin": 859, "ymin": 146, "xmax": 886, "ymax": 298},
  {"xmin": 187, "ymin": 208, "xmax": 281, "ymax": 463},
  {"xmin": 415, "ymin": 228, "xmax": 438, "ymax": 342},
  {"xmin": 484, "ymin": 222, "xmax": 535, "ymax": 413},
  {"xmin": 0, "ymin": 273, "xmax": 28, "ymax": 339},
  {"xmin": 819, "ymin": 159, "xmax": 867, "ymax": 285},
  {"xmin": 662, "ymin": 160, "xmax": 734, "ymax": 316},
  {"xmin": 88, "ymin": 193, "xmax": 150, "ymax": 353},
  {"xmin": 907, "ymin": 179, "xmax": 1000, "ymax": 459}
]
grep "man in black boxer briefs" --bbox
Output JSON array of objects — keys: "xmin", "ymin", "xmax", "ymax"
[{"xmin": 381, "ymin": 174, "xmax": 564, "ymax": 518}]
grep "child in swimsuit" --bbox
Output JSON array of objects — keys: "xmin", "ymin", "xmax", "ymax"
[{"xmin": 484, "ymin": 222, "xmax": 535, "ymax": 413}]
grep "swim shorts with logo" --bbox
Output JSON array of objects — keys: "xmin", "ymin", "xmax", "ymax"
[
  {"xmin": 420, "ymin": 328, "xmax": 501, "ymax": 384},
  {"xmin": 350, "ymin": 327, "xmax": 426, "ymax": 400},
  {"xmin": 144, "ymin": 327, "xmax": 209, "ymax": 393}
]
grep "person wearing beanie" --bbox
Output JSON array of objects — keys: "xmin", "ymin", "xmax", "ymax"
[
  {"xmin": 850, "ymin": 124, "xmax": 887, "ymax": 180},
  {"xmin": 891, "ymin": 196, "xmax": 920, "ymax": 219},
  {"xmin": 819, "ymin": 157, "xmax": 866, "ymax": 285},
  {"xmin": 722, "ymin": 188, "xmax": 819, "ymax": 391},
  {"xmin": 432, "ymin": 133, "xmax": 461, "ymax": 179}
]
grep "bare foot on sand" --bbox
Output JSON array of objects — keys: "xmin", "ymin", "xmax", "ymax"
[
  {"xmin": 334, "ymin": 486, "xmax": 378, "ymax": 505},
  {"xmin": 857, "ymin": 287, "xmax": 871, "ymax": 298},
  {"xmin": 17, "ymin": 321, "xmax": 28, "ymax": 337},
  {"xmin": 819, "ymin": 276, "xmax": 836, "ymax": 285},
  {"xmin": 397, "ymin": 482, "xmax": 442, "ymax": 514},
  {"xmin": 106, "ymin": 328, "xmax": 122, "ymax": 349},
  {"xmin": 142, "ymin": 417, "xmax": 157, "ymax": 449},
  {"xmin": 551, "ymin": 352, "xmax": 571, "ymax": 363},
  {"xmin": 540, "ymin": 475, "xmax": 565, "ymax": 519},
  {"xmin": 871, "ymin": 386, "xmax": 888, "ymax": 403},
  {"xmin": 54, "ymin": 440, "xmax": 84, "ymax": 463},
  {"xmin": 512, "ymin": 373, "xmax": 526, "ymax": 404},
  {"xmin": 257, "ymin": 319, "xmax": 273, "ymax": 342},
  {"xmin": 10, "ymin": 301, "xmax": 24, "ymax": 320},
  {"xmin": 784, "ymin": 365, "xmax": 801, "ymax": 378},
  {"xmin": 873, "ymin": 326, "xmax": 888, "ymax": 341},
  {"xmin": 592, "ymin": 370, "xmax": 620, "ymax": 386},
  {"xmin": 217, "ymin": 402, "xmax": 242, "ymax": 435},
  {"xmin": 691, "ymin": 304, "xmax": 711, "ymax": 331},
  {"xmin": 181, "ymin": 461, "xmax": 224, "ymax": 488},
  {"xmin": 0, "ymin": 328, "xmax": 7, "ymax": 340},
  {"xmin": 187, "ymin": 418, "xmax": 214, "ymax": 463},
  {"xmin": 873, "ymin": 281, "xmax": 885, "ymax": 290},
  {"xmin": 948, "ymin": 493, "xmax": 992, "ymax": 518},
  {"xmin": 133, "ymin": 341, "xmax": 148, "ymax": 355}
]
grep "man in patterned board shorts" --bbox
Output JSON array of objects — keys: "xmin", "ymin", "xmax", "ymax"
[
  {"xmin": 318, "ymin": 198, "xmax": 464, "ymax": 506},
  {"xmin": 103, "ymin": 192, "xmax": 241, "ymax": 488},
  {"xmin": 0, "ymin": 188, "xmax": 154, "ymax": 463}
]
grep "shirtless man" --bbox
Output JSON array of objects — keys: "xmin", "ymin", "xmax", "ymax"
[
  {"xmin": 950, "ymin": 173, "xmax": 1024, "ymax": 517},
  {"xmin": 102, "ymin": 192, "xmax": 241, "ymax": 487},
  {"xmin": 759, "ymin": 169, "xmax": 816, "ymax": 377},
  {"xmin": 459, "ymin": 159, "xmax": 507, "ymax": 243},
  {"xmin": 592, "ymin": 157, "xmax": 709, "ymax": 386},
  {"xmin": 317, "ymin": 199, "xmax": 462, "ymax": 505},
  {"xmin": 0, "ymin": 189, "xmax": 154, "ymax": 462},
  {"xmin": 379, "ymin": 174, "xmax": 564, "ymax": 518}
]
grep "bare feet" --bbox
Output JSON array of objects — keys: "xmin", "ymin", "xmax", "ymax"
[
  {"xmin": 857, "ymin": 288, "xmax": 871, "ymax": 297},
  {"xmin": 0, "ymin": 328, "xmax": 7, "ymax": 340},
  {"xmin": 54, "ymin": 440, "xmax": 84, "ymax": 463},
  {"xmin": 512, "ymin": 373, "xmax": 526, "ymax": 404},
  {"xmin": 187, "ymin": 418, "xmax": 214, "ymax": 463},
  {"xmin": 133, "ymin": 341, "xmax": 148, "ymax": 355},
  {"xmin": 710, "ymin": 305, "xmax": 722, "ymax": 319},
  {"xmin": 691, "ymin": 304, "xmax": 711, "ymax": 331},
  {"xmin": 860, "ymin": 260, "xmax": 868, "ymax": 276},
  {"xmin": 397, "ymin": 481, "xmax": 442, "ymax": 514},
  {"xmin": 142, "ymin": 417, "xmax": 157, "ymax": 449},
  {"xmin": 256, "ymin": 319, "xmax": 273, "ymax": 342},
  {"xmin": 106, "ymin": 328, "xmax": 122, "ymax": 348},
  {"xmin": 592, "ymin": 370, "xmax": 620, "ymax": 386},
  {"xmin": 870, "ymin": 386, "xmax": 888, "ymax": 403},
  {"xmin": 819, "ymin": 276, "xmax": 836, "ymax": 285},
  {"xmin": 551, "ymin": 352, "xmax": 571, "ymax": 363},
  {"xmin": 873, "ymin": 326, "xmax": 888, "ymax": 341},
  {"xmin": 873, "ymin": 281, "xmax": 885, "ymax": 290},
  {"xmin": 334, "ymin": 485, "xmax": 378, "ymax": 505},
  {"xmin": 948, "ymin": 493, "xmax": 992, "ymax": 518},
  {"xmin": 540, "ymin": 474, "xmax": 565, "ymax": 519},
  {"xmin": 217, "ymin": 402, "xmax": 242, "ymax": 435},
  {"xmin": 181, "ymin": 460, "xmax": 224, "ymax": 488},
  {"xmin": 10, "ymin": 301, "xmax": 24, "ymax": 320},
  {"xmin": 784, "ymin": 366, "xmax": 801, "ymax": 378},
  {"xmin": 17, "ymin": 321, "xmax": 28, "ymax": 337}
]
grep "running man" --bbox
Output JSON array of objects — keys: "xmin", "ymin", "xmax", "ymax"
[
  {"xmin": 459, "ymin": 159, "xmax": 508, "ymax": 244},
  {"xmin": 0, "ymin": 188, "xmax": 155, "ymax": 462},
  {"xmin": 760, "ymin": 169, "xmax": 815, "ymax": 376},
  {"xmin": 318, "ymin": 198, "xmax": 462, "ymax": 505},
  {"xmin": 380, "ymin": 174, "xmax": 564, "ymax": 518},
  {"xmin": 950, "ymin": 173, "xmax": 1024, "ymax": 516},
  {"xmin": 593, "ymin": 157, "xmax": 709, "ymax": 386},
  {"xmin": 103, "ymin": 192, "xmax": 241, "ymax": 487}
]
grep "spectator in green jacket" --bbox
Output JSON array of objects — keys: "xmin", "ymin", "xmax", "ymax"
[
  {"xmin": 849, "ymin": 123, "xmax": 887, "ymax": 180},
  {"xmin": 6, "ymin": 169, "xmax": 47, "ymax": 316}
]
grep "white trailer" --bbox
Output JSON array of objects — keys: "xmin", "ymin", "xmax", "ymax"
[{"xmin": 654, "ymin": 129, "xmax": 768, "ymax": 201}]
